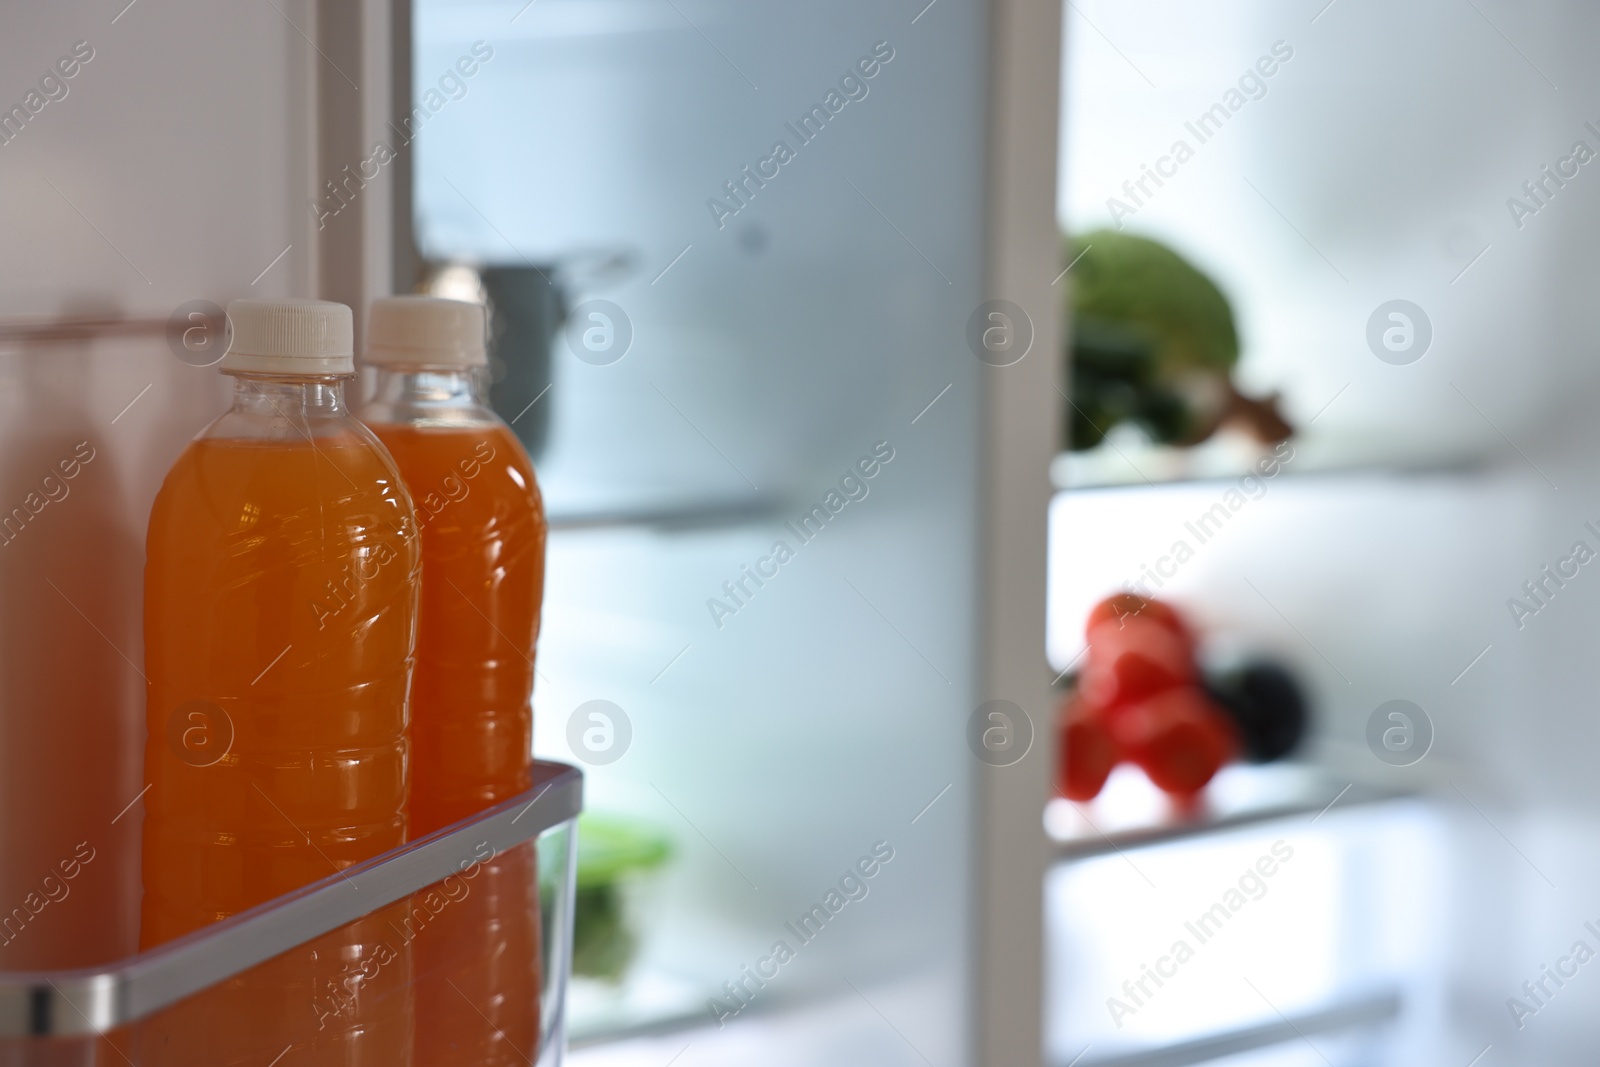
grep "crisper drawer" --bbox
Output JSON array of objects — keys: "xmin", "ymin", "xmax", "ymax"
[{"xmin": 0, "ymin": 761, "xmax": 581, "ymax": 1067}]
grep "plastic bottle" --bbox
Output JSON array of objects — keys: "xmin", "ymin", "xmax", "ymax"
[
  {"xmin": 137, "ymin": 299, "xmax": 419, "ymax": 1064},
  {"xmin": 362, "ymin": 295, "xmax": 546, "ymax": 1065}
]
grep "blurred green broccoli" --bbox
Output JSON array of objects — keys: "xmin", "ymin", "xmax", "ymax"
[{"xmin": 1064, "ymin": 230, "xmax": 1290, "ymax": 450}]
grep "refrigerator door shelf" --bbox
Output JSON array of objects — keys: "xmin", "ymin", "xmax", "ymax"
[{"xmin": 0, "ymin": 760, "xmax": 582, "ymax": 1041}]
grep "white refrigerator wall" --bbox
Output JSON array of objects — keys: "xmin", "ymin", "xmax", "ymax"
[{"xmin": 0, "ymin": 0, "xmax": 321, "ymax": 968}]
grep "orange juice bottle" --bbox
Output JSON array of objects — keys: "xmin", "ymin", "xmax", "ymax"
[
  {"xmin": 138, "ymin": 299, "xmax": 419, "ymax": 1065},
  {"xmin": 362, "ymin": 296, "xmax": 547, "ymax": 1065}
]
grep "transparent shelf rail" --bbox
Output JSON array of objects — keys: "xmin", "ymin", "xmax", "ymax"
[{"xmin": 0, "ymin": 760, "xmax": 582, "ymax": 1065}]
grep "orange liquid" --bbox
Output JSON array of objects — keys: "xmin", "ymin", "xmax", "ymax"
[
  {"xmin": 139, "ymin": 433, "xmax": 419, "ymax": 1065},
  {"xmin": 369, "ymin": 422, "xmax": 545, "ymax": 1066}
]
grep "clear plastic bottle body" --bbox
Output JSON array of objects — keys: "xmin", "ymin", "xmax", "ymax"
[
  {"xmin": 364, "ymin": 365, "xmax": 546, "ymax": 1066},
  {"xmin": 137, "ymin": 372, "xmax": 419, "ymax": 1064}
]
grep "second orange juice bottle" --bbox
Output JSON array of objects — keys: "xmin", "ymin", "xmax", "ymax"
[{"xmin": 362, "ymin": 296, "xmax": 548, "ymax": 1065}]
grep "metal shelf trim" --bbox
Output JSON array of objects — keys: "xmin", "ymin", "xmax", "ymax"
[{"xmin": 0, "ymin": 759, "xmax": 582, "ymax": 1038}]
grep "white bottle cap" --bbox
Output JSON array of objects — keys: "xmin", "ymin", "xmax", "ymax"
[
  {"xmin": 220, "ymin": 299, "xmax": 355, "ymax": 376},
  {"xmin": 365, "ymin": 295, "xmax": 488, "ymax": 367}
]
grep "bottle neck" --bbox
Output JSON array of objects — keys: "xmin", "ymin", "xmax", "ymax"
[
  {"xmin": 363, "ymin": 365, "xmax": 495, "ymax": 427},
  {"xmin": 202, "ymin": 372, "xmax": 366, "ymax": 446},
  {"xmin": 228, "ymin": 373, "xmax": 350, "ymax": 418}
]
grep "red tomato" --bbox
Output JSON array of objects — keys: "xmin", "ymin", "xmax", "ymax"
[
  {"xmin": 1057, "ymin": 695, "xmax": 1118, "ymax": 802},
  {"xmin": 1110, "ymin": 687, "xmax": 1237, "ymax": 797},
  {"xmin": 1084, "ymin": 594, "xmax": 1192, "ymax": 645},
  {"xmin": 1079, "ymin": 617, "xmax": 1196, "ymax": 710}
]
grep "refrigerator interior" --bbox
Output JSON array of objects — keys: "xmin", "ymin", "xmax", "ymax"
[
  {"xmin": 411, "ymin": 0, "xmax": 997, "ymax": 1055},
  {"xmin": 9, "ymin": 0, "xmax": 1600, "ymax": 1064},
  {"xmin": 2, "ymin": 0, "xmax": 1045, "ymax": 1064},
  {"xmin": 1050, "ymin": 1, "xmax": 1600, "ymax": 1064}
]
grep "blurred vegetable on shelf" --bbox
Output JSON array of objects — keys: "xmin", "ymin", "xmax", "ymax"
[
  {"xmin": 567, "ymin": 814, "xmax": 672, "ymax": 982},
  {"xmin": 1063, "ymin": 230, "xmax": 1292, "ymax": 450},
  {"xmin": 1056, "ymin": 594, "xmax": 1309, "ymax": 804},
  {"xmin": 1206, "ymin": 661, "xmax": 1308, "ymax": 764}
]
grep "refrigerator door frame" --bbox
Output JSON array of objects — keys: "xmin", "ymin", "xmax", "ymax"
[{"xmin": 972, "ymin": 0, "xmax": 1065, "ymax": 1062}]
